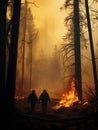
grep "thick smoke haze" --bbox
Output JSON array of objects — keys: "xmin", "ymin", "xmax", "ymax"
[{"xmin": 16, "ymin": 0, "xmax": 98, "ymax": 100}]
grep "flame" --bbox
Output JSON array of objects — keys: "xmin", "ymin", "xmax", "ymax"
[{"xmin": 53, "ymin": 78, "xmax": 79, "ymax": 109}]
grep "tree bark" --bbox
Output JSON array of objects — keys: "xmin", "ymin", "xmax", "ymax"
[
  {"xmin": 6, "ymin": 0, "xmax": 21, "ymax": 113},
  {"xmin": 0, "ymin": 0, "xmax": 7, "ymax": 113},
  {"xmin": 21, "ymin": 0, "xmax": 27, "ymax": 95},
  {"xmin": 74, "ymin": 0, "xmax": 82, "ymax": 101},
  {"xmin": 85, "ymin": 0, "xmax": 98, "ymax": 104}
]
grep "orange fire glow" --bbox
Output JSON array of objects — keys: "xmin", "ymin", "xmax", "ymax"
[{"xmin": 53, "ymin": 78, "xmax": 79, "ymax": 109}]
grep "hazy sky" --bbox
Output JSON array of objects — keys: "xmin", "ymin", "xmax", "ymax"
[
  {"xmin": 29, "ymin": 0, "xmax": 66, "ymax": 56},
  {"xmin": 28, "ymin": 0, "xmax": 98, "ymax": 56}
]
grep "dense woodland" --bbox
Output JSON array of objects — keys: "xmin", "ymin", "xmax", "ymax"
[{"xmin": 0, "ymin": 0, "xmax": 98, "ymax": 129}]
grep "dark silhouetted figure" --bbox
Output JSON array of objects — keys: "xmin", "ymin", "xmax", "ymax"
[
  {"xmin": 39, "ymin": 89, "xmax": 51, "ymax": 114},
  {"xmin": 28, "ymin": 90, "xmax": 38, "ymax": 112}
]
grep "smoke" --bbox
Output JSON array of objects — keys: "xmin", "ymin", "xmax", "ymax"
[
  {"xmin": 30, "ymin": 47, "xmax": 66, "ymax": 98},
  {"xmin": 16, "ymin": 0, "xmax": 98, "ymax": 99}
]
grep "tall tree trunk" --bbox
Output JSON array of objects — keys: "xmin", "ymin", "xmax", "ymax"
[
  {"xmin": 85, "ymin": 0, "xmax": 98, "ymax": 104},
  {"xmin": 74, "ymin": 0, "xmax": 82, "ymax": 102},
  {"xmin": 0, "ymin": 0, "xmax": 7, "ymax": 113},
  {"xmin": 21, "ymin": 0, "xmax": 27, "ymax": 95},
  {"xmin": 29, "ymin": 43, "xmax": 32, "ymax": 92},
  {"xmin": 6, "ymin": 0, "xmax": 21, "ymax": 113}
]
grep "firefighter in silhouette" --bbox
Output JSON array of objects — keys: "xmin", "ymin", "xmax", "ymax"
[
  {"xmin": 28, "ymin": 90, "xmax": 38, "ymax": 112},
  {"xmin": 39, "ymin": 89, "xmax": 51, "ymax": 114}
]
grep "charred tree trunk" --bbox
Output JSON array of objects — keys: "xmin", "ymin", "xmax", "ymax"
[
  {"xmin": 74, "ymin": 0, "xmax": 82, "ymax": 102},
  {"xmin": 85, "ymin": 0, "xmax": 98, "ymax": 104},
  {"xmin": 0, "ymin": 0, "xmax": 7, "ymax": 113},
  {"xmin": 6, "ymin": 0, "xmax": 21, "ymax": 113}
]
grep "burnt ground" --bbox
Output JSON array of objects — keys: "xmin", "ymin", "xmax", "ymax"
[{"xmin": 2, "ymin": 98, "xmax": 98, "ymax": 130}]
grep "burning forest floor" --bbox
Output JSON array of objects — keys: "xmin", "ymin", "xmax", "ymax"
[{"xmin": 4, "ymin": 98, "xmax": 98, "ymax": 130}]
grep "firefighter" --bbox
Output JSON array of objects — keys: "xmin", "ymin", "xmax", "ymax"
[
  {"xmin": 39, "ymin": 89, "xmax": 51, "ymax": 114},
  {"xmin": 28, "ymin": 90, "xmax": 38, "ymax": 112}
]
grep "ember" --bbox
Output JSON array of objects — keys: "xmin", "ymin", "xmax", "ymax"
[
  {"xmin": 53, "ymin": 78, "xmax": 79, "ymax": 109},
  {"xmin": 15, "ymin": 96, "xmax": 24, "ymax": 100}
]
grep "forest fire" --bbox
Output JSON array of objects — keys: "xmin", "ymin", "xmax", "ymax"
[{"xmin": 53, "ymin": 78, "xmax": 79, "ymax": 109}]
